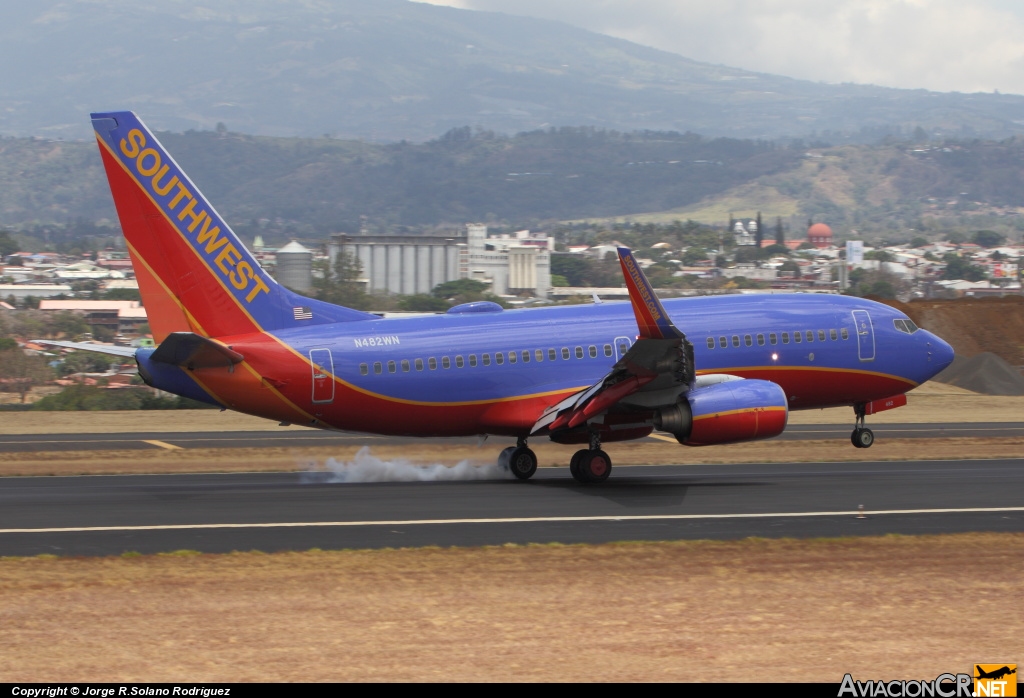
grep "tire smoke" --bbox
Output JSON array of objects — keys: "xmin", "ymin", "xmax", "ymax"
[{"xmin": 301, "ymin": 446, "xmax": 512, "ymax": 483}]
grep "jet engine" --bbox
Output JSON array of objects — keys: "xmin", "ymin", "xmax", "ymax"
[{"xmin": 654, "ymin": 379, "xmax": 788, "ymax": 446}]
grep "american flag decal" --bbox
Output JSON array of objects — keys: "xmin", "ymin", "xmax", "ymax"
[{"xmin": 293, "ymin": 307, "xmax": 313, "ymax": 320}]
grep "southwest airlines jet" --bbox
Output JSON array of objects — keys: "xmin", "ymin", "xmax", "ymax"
[{"xmin": 45, "ymin": 112, "xmax": 956, "ymax": 483}]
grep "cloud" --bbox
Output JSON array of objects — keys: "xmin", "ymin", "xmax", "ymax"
[{"xmin": 419, "ymin": 0, "xmax": 1024, "ymax": 95}]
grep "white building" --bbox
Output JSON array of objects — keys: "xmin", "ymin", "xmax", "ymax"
[{"xmin": 328, "ymin": 225, "xmax": 552, "ymax": 298}]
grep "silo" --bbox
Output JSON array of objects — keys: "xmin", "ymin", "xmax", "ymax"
[{"xmin": 275, "ymin": 241, "xmax": 313, "ymax": 292}]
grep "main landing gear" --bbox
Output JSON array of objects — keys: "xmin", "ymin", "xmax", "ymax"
[
  {"xmin": 851, "ymin": 405, "xmax": 874, "ymax": 449},
  {"xmin": 499, "ymin": 437, "xmax": 538, "ymax": 480},
  {"xmin": 569, "ymin": 432, "xmax": 612, "ymax": 484}
]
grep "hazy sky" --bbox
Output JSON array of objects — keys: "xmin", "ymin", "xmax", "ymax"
[{"xmin": 421, "ymin": 0, "xmax": 1024, "ymax": 95}]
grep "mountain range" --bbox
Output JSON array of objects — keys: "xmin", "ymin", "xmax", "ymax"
[{"xmin": 3, "ymin": 0, "xmax": 1024, "ymax": 142}]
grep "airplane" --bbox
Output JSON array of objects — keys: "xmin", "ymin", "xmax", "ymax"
[
  {"xmin": 975, "ymin": 666, "xmax": 1016, "ymax": 681},
  {"xmin": 42, "ymin": 111, "xmax": 956, "ymax": 483}
]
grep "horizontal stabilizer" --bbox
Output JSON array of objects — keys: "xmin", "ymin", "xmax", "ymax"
[
  {"xmin": 150, "ymin": 332, "xmax": 244, "ymax": 370},
  {"xmin": 33, "ymin": 340, "xmax": 137, "ymax": 358}
]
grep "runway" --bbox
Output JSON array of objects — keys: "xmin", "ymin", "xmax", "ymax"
[
  {"xmin": 1, "ymin": 458, "xmax": 1022, "ymax": 556},
  {"xmin": 1, "ymin": 422, "xmax": 1022, "ymax": 452}
]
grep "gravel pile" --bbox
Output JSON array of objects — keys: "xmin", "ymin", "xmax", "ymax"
[{"xmin": 934, "ymin": 352, "xmax": 1024, "ymax": 395}]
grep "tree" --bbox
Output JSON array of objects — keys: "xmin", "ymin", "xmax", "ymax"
[
  {"xmin": 755, "ymin": 212, "xmax": 763, "ymax": 246},
  {"xmin": 776, "ymin": 218, "xmax": 786, "ymax": 245},
  {"xmin": 941, "ymin": 254, "xmax": 987, "ymax": 281},
  {"xmin": 0, "ymin": 348, "xmax": 54, "ymax": 403},
  {"xmin": 431, "ymin": 279, "xmax": 489, "ymax": 301},
  {"xmin": 397, "ymin": 294, "xmax": 449, "ymax": 312},
  {"xmin": 0, "ymin": 229, "xmax": 18, "ymax": 258},
  {"xmin": 946, "ymin": 232, "xmax": 967, "ymax": 244},
  {"xmin": 312, "ymin": 252, "xmax": 370, "ymax": 309},
  {"xmin": 910, "ymin": 236, "xmax": 929, "ymax": 249},
  {"xmin": 778, "ymin": 260, "xmax": 801, "ymax": 278},
  {"xmin": 972, "ymin": 230, "xmax": 1005, "ymax": 248}
]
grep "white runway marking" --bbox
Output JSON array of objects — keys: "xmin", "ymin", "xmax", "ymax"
[
  {"xmin": 2, "ymin": 506, "xmax": 1023, "ymax": 534},
  {"xmin": 142, "ymin": 440, "xmax": 183, "ymax": 450}
]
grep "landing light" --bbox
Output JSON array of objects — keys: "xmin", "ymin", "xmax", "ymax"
[{"xmin": 771, "ymin": 353, "xmax": 778, "ymax": 361}]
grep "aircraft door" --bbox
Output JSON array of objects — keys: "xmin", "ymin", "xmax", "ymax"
[
  {"xmin": 309, "ymin": 348, "xmax": 335, "ymax": 403},
  {"xmin": 851, "ymin": 310, "xmax": 875, "ymax": 362},
  {"xmin": 614, "ymin": 336, "xmax": 633, "ymax": 361}
]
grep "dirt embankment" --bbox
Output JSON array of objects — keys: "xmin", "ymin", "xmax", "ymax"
[{"xmin": 882, "ymin": 296, "xmax": 1024, "ymax": 367}]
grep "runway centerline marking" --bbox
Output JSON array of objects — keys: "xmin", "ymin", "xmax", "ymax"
[
  {"xmin": 3, "ymin": 506, "xmax": 1023, "ymax": 535},
  {"xmin": 142, "ymin": 440, "xmax": 183, "ymax": 451}
]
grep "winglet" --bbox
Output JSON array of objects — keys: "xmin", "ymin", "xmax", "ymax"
[{"xmin": 617, "ymin": 247, "xmax": 683, "ymax": 339}]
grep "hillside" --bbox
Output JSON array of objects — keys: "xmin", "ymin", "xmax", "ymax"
[
  {"xmin": 579, "ymin": 140, "xmax": 1024, "ymax": 237},
  {"xmin": 4, "ymin": 0, "xmax": 1024, "ymax": 141},
  {"xmin": 0, "ymin": 128, "xmax": 799, "ymax": 230},
  {"xmin": 7, "ymin": 126, "xmax": 1024, "ymax": 237}
]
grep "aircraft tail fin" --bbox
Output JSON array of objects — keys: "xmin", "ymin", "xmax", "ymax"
[
  {"xmin": 617, "ymin": 247, "xmax": 684, "ymax": 340},
  {"xmin": 91, "ymin": 111, "xmax": 376, "ymax": 342}
]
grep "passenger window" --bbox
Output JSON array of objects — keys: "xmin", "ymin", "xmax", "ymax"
[
  {"xmin": 806, "ymin": 331, "xmax": 814, "ymax": 342},
  {"xmin": 769, "ymin": 333, "xmax": 778, "ymax": 345},
  {"xmin": 482, "ymin": 353, "xmax": 491, "ymax": 366},
  {"xmin": 830, "ymin": 329, "xmax": 838, "ymax": 341},
  {"xmin": 841, "ymin": 328, "xmax": 849, "ymax": 340},
  {"xmin": 401, "ymin": 360, "xmax": 410, "ymax": 372},
  {"xmin": 428, "ymin": 357, "xmax": 437, "ymax": 370},
  {"xmin": 719, "ymin": 336, "xmax": 727, "ymax": 348},
  {"xmin": 562, "ymin": 347, "xmax": 570, "ymax": 360},
  {"xmin": 496, "ymin": 352, "xmax": 504, "ymax": 365},
  {"xmin": 536, "ymin": 349, "xmax": 544, "ymax": 362},
  {"xmin": 549, "ymin": 348, "xmax": 557, "ymax": 361},
  {"xmin": 589, "ymin": 345, "xmax": 597, "ymax": 358},
  {"xmin": 359, "ymin": 363, "xmax": 368, "ymax": 376},
  {"xmin": 415, "ymin": 358, "xmax": 424, "ymax": 371},
  {"xmin": 604, "ymin": 344, "xmax": 613, "ymax": 357},
  {"xmin": 707, "ymin": 337, "xmax": 715, "ymax": 349},
  {"xmin": 818, "ymin": 330, "xmax": 826, "ymax": 341},
  {"xmin": 456, "ymin": 355, "xmax": 464, "ymax": 368},
  {"xmin": 469, "ymin": 354, "xmax": 478, "ymax": 367},
  {"xmin": 575, "ymin": 346, "xmax": 584, "ymax": 359},
  {"xmin": 387, "ymin": 361, "xmax": 397, "ymax": 374},
  {"xmin": 521, "ymin": 350, "xmax": 530, "ymax": 363},
  {"xmin": 781, "ymin": 332, "xmax": 789, "ymax": 344},
  {"xmin": 793, "ymin": 331, "xmax": 801, "ymax": 343},
  {"xmin": 757, "ymin": 334, "xmax": 765, "ymax": 346},
  {"xmin": 442, "ymin": 357, "xmax": 451, "ymax": 369},
  {"xmin": 744, "ymin": 335, "xmax": 753, "ymax": 347},
  {"xmin": 732, "ymin": 335, "xmax": 740, "ymax": 347},
  {"xmin": 374, "ymin": 362, "xmax": 383, "ymax": 374},
  {"xmin": 616, "ymin": 338, "xmax": 631, "ymax": 355},
  {"xmin": 508, "ymin": 351, "xmax": 517, "ymax": 364}
]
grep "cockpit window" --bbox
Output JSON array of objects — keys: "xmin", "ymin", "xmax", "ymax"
[{"xmin": 893, "ymin": 318, "xmax": 919, "ymax": 334}]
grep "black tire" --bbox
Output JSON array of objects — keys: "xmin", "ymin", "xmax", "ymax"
[
  {"xmin": 856, "ymin": 428, "xmax": 874, "ymax": 449},
  {"xmin": 508, "ymin": 446, "xmax": 537, "ymax": 480},
  {"xmin": 851, "ymin": 429, "xmax": 863, "ymax": 448},
  {"xmin": 570, "ymin": 450, "xmax": 587, "ymax": 483},
  {"xmin": 497, "ymin": 446, "xmax": 516, "ymax": 470},
  {"xmin": 578, "ymin": 449, "xmax": 612, "ymax": 483}
]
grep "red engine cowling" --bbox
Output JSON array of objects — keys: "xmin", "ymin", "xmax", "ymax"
[{"xmin": 655, "ymin": 379, "xmax": 788, "ymax": 446}]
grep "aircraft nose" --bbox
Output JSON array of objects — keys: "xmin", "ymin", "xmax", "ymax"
[{"xmin": 925, "ymin": 331, "xmax": 955, "ymax": 373}]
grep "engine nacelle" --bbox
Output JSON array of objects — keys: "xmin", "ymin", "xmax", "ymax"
[{"xmin": 655, "ymin": 379, "xmax": 788, "ymax": 446}]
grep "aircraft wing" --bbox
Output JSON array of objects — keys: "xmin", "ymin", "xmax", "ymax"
[
  {"xmin": 532, "ymin": 247, "xmax": 694, "ymax": 435},
  {"xmin": 33, "ymin": 340, "xmax": 138, "ymax": 358}
]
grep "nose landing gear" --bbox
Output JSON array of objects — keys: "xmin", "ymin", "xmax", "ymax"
[
  {"xmin": 500, "ymin": 436, "xmax": 538, "ymax": 480},
  {"xmin": 851, "ymin": 405, "xmax": 874, "ymax": 448},
  {"xmin": 570, "ymin": 431, "xmax": 612, "ymax": 483}
]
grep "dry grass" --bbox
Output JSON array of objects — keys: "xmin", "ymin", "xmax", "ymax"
[{"xmin": 1, "ymin": 534, "xmax": 1020, "ymax": 682}]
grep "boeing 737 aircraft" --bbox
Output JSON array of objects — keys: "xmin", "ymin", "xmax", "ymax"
[{"xmin": 44, "ymin": 111, "xmax": 956, "ymax": 483}]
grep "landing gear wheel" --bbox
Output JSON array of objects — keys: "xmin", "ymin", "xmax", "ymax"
[
  {"xmin": 569, "ymin": 450, "xmax": 584, "ymax": 481},
  {"xmin": 852, "ymin": 428, "xmax": 874, "ymax": 449},
  {"xmin": 497, "ymin": 446, "xmax": 516, "ymax": 471},
  {"xmin": 573, "ymin": 449, "xmax": 612, "ymax": 483},
  {"xmin": 508, "ymin": 446, "xmax": 538, "ymax": 480}
]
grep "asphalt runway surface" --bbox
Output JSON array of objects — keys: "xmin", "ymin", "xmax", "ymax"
[
  {"xmin": 1, "ymin": 459, "xmax": 1022, "ymax": 556},
  {"xmin": 2, "ymin": 422, "xmax": 1023, "ymax": 452}
]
